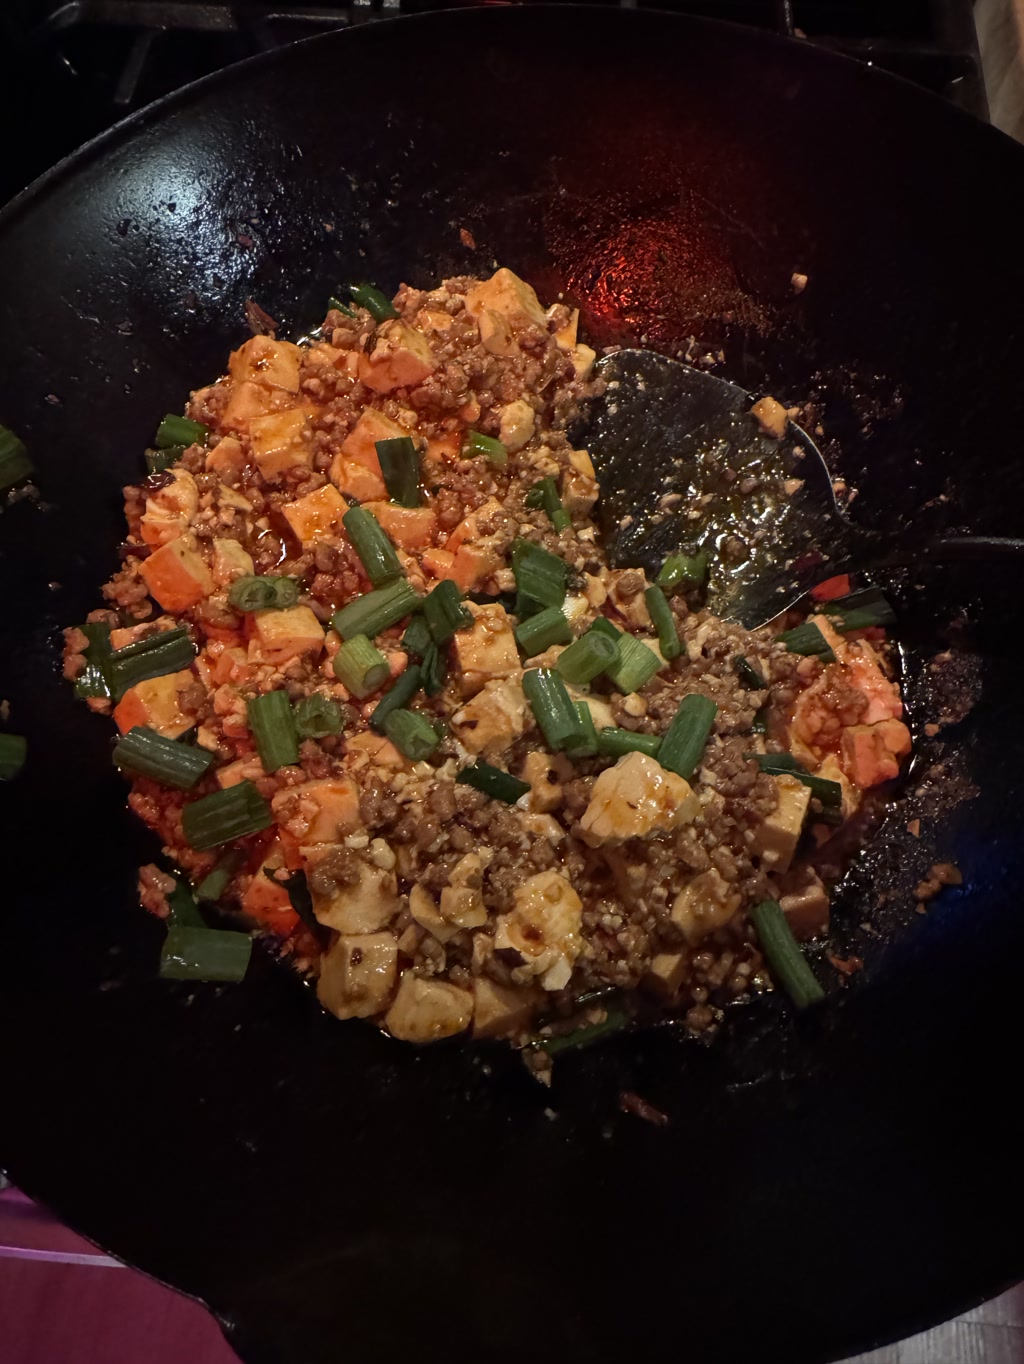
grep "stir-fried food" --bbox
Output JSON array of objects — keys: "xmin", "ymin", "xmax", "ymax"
[{"xmin": 63, "ymin": 268, "xmax": 912, "ymax": 1058}]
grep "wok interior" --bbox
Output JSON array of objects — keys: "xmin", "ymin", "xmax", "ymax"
[{"xmin": 1, "ymin": 10, "xmax": 1023, "ymax": 1364}]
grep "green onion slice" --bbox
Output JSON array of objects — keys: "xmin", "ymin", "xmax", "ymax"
[
  {"xmin": 525, "ymin": 476, "xmax": 571, "ymax": 533},
  {"xmin": 228, "ymin": 575, "xmax": 299, "ymax": 613},
  {"xmin": 383, "ymin": 709, "xmax": 441, "ymax": 761},
  {"xmin": 644, "ymin": 585, "xmax": 682, "ymax": 661},
  {"xmin": 565, "ymin": 702, "xmax": 599, "ymax": 759},
  {"xmin": 370, "ymin": 665, "xmax": 422, "ymax": 733},
  {"xmin": 293, "ymin": 694, "xmax": 346, "ymax": 740},
  {"xmin": 247, "ymin": 691, "xmax": 300, "ymax": 772},
  {"xmin": 155, "ymin": 414, "xmax": 208, "ymax": 449},
  {"xmin": 375, "ymin": 436, "xmax": 421, "ymax": 507},
  {"xmin": 511, "ymin": 538, "xmax": 568, "ymax": 615},
  {"xmin": 145, "ymin": 445, "xmax": 186, "ymax": 475},
  {"xmin": 196, "ymin": 850, "xmax": 245, "ymax": 904},
  {"xmin": 656, "ymin": 551, "xmax": 708, "ymax": 593},
  {"xmin": 331, "ymin": 578, "xmax": 420, "ymax": 641},
  {"xmin": 822, "ymin": 587, "xmax": 897, "ymax": 632},
  {"xmin": 343, "ymin": 505, "xmax": 403, "ymax": 587},
  {"xmin": 658, "ymin": 693, "xmax": 717, "ymax": 782},
  {"xmin": 456, "ymin": 762, "xmax": 530, "ymax": 804},
  {"xmin": 555, "ymin": 629, "xmax": 617, "ymax": 685},
  {"xmin": 753, "ymin": 752, "xmax": 842, "ymax": 810},
  {"xmin": 328, "ymin": 295, "xmax": 355, "ymax": 318},
  {"xmin": 590, "ymin": 618, "xmax": 662, "ymax": 694},
  {"xmin": 522, "ymin": 668, "xmax": 586, "ymax": 753},
  {"xmin": 421, "ymin": 643, "xmax": 446, "ymax": 697},
  {"xmin": 107, "ymin": 628, "xmax": 196, "ymax": 699},
  {"xmin": 73, "ymin": 622, "xmax": 114, "ymax": 700},
  {"xmin": 182, "ymin": 780, "xmax": 273, "ymax": 851},
  {"xmin": 0, "ymin": 424, "xmax": 34, "ymax": 491},
  {"xmin": 596, "ymin": 727, "xmax": 661, "ymax": 761},
  {"xmin": 464, "ymin": 430, "xmax": 508, "ymax": 466},
  {"xmin": 113, "ymin": 726, "xmax": 213, "ymax": 789},
  {"xmin": 778, "ymin": 621, "xmax": 836, "ymax": 660},
  {"xmin": 401, "ymin": 614, "xmax": 433, "ymax": 659},
  {"xmin": 515, "ymin": 605, "xmax": 572, "ymax": 657},
  {"xmin": 734, "ymin": 655, "xmax": 766, "ymax": 689},
  {"xmin": 423, "ymin": 579, "xmax": 473, "ymax": 645},
  {"xmin": 0, "ymin": 733, "xmax": 27, "ymax": 780},
  {"xmin": 333, "ymin": 635, "xmax": 391, "ymax": 699},
  {"xmin": 750, "ymin": 899, "xmax": 825, "ymax": 1009},
  {"xmin": 536, "ymin": 1004, "xmax": 629, "ymax": 1055},
  {"xmin": 347, "ymin": 283, "xmax": 398, "ymax": 322},
  {"xmin": 159, "ymin": 925, "xmax": 252, "ymax": 983}
]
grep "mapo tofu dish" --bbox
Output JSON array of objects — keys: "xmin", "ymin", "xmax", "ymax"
[{"xmin": 63, "ymin": 268, "xmax": 912, "ymax": 1062}]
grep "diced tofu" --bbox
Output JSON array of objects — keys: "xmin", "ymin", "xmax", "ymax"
[
  {"xmin": 417, "ymin": 307, "xmax": 453, "ymax": 334},
  {"xmin": 569, "ymin": 448, "xmax": 596, "ymax": 480},
  {"xmin": 494, "ymin": 870, "xmax": 583, "ymax": 992},
  {"xmin": 751, "ymin": 395, "xmax": 789, "ymax": 439},
  {"xmin": 249, "ymin": 408, "xmax": 314, "ymax": 480},
  {"xmin": 408, "ymin": 884, "xmax": 458, "ymax": 944},
  {"xmin": 328, "ymin": 455, "xmax": 387, "ymax": 503},
  {"xmin": 312, "ymin": 859, "xmax": 400, "ymax": 934},
  {"xmin": 211, "ymin": 538, "xmax": 255, "ymax": 587},
  {"xmin": 384, "ymin": 971, "xmax": 473, "ymax": 1043},
  {"xmin": 519, "ymin": 812, "xmax": 565, "ymax": 843},
  {"xmin": 273, "ymin": 777, "xmax": 360, "ymax": 842},
  {"xmin": 340, "ymin": 408, "xmax": 408, "ymax": 475},
  {"xmin": 421, "ymin": 547, "xmax": 455, "ymax": 580},
  {"xmin": 477, "ymin": 308, "xmax": 520, "ymax": 357},
  {"xmin": 671, "ymin": 868, "xmax": 742, "ymax": 945},
  {"xmin": 139, "ymin": 536, "xmax": 215, "ymax": 612},
  {"xmin": 220, "ymin": 380, "xmax": 278, "ymax": 432},
  {"xmin": 570, "ymin": 344, "xmax": 597, "ymax": 380},
  {"xmin": 282, "ymin": 483, "xmax": 349, "ymax": 548},
  {"xmin": 780, "ymin": 872, "xmax": 830, "ymax": 940},
  {"xmin": 241, "ymin": 848, "xmax": 299, "ymax": 934},
  {"xmin": 229, "ymin": 335, "xmax": 302, "ymax": 392},
  {"xmin": 579, "ymin": 752, "xmax": 700, "ymax": 847},
  {"xmin": 449, "ymin": 544, "xmax": 500, "ymax": 592},
  {"xmin": 438, "ymin": 852, "xmax": 490, "ymax": 929},
  {"xmin": 472, "ymin": 977, "xmax": 540, "ymax": 1039},
  {"xmin": 112, "ymin": 669, "xmax": 196, "ymax": 738},
  {"xmin": 451, "ymin": 678, "xmax": 527, "ymax": 758},
  {"xmin": 521, "ymin": 750, "xmax": 566, "ymax": 813},
  {"xmin": 452, "ymin": 602, "xmax": 520, "ymax": 698},
  {"xmin": 317, "ymin": 931, "xmax": 399, "ymax": 1020},
  {"xmin": 344, "ymin": 731, "xmax": 408, "ymax": 770},
  {"xmin": 753, "ymin": 774, "xmax": 811, "ymax": 873},
  {"xmin": 140, "ymin": 468, "xmax": 199, "ymax": 547},
  {"xmin": 205, "ymin": 436, "xmax": 246, "ymax": 482},
  {"xmin": 358, "ymin": 321, "xmax": 437, "ymax": 394},
  {"xmin": 252, "ymin": 605, "xmax": 324, "ymax": 663},
  {"xmin": 644, "ymin": 951, "xmax": 689, "ymax": 998},
  {"xmin": 361, "ymin": 501, "xmax": 437, "ymax": 551},
  {"xmin": 817, "ymin": 754, "xmax": 860, "ymax": 820},
  {"xmin": 841, "ymin": 724, "xmax": 904, "ymax": 788},
  {"xmin": 551, "ymin": 306, "xmax": 579, "ymax": 350},
  {"xmin": 498, "ymin": 399, "xmax": 535, "ymax": 453},
  {"xmin": 216, "ymin": 755, "xmax": 265, "ymax": 789},
  {"xmin": 464, "ymin": 268, "xmax": 548, "ymax": 332}
]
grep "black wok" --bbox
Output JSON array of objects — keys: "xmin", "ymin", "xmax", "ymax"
[{"xmin": 1, "ymin": 9, "xmax": 1023, "ymax": 1363}]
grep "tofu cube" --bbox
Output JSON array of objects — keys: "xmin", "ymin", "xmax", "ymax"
[
  {"xmin": 229, "ymin": 335, "xmax": 302, "ymax": 392},
  {"xmin": 241, "ymin": 848, "xmax": 299, "ymax": 934},
  {"xmin": 317, "ymin": 931, "xmax": 399, "ymax": 1020},
  {"xmin": 451, "ymin": 678, "xmax": 527, "ymax": 758},
  {"xmin": 477, "ymin": 308, "xmax": 520, "ymax": 357},
  {"xmin": 358, "ymin": 321, "xmax": 437, "ymax": 394},
  {"xmin": 312, "ymin": 859, "xmax": 400, "ymax": 934},
  {"xmin": 408, "ymin": 885, "xmax": 458, "ymax": 944},
  {"xmin": 328, "ymin": 455, "xmax": 387, "ymax": 503},
  {"xmin": 205, "ymin": 436, "xmax": 246, "ymax": 482},
  {"xmin": 340, "ymin": 408, "xmax": 408, "ymax": 475},
  {"xmin": 139, "ymin": 536, "xmax": 215, "ymax": 612},
  {"xmin": 472, "ymin": 978, "xmax": 540, "ymax": 1039},
  {"xmin": 644, "ymin": 951, "xmax": 689, "ymax": 998},
  {"xmin": 465, "ymin": 268, "xmax": 549, "ymax": 332},
  {"xmin": 211, "ymin": 538, "xmax": 255, "ymax": 587},
  {"xmin": 753, "ymin": 774, "xmax": 812, "ymax": 873},
  {"xmin": 282, "ymin": 483, "xmax": 349, "ymax": 548},
  {"xmin": 112, "ymin": 669, "xmax": 196, "ymax": 739},
  {"xmin": 384, "ymin": 972, "xmax": 473, "ymax": 1043},
  {"xmin": 780, "ymin": 874, "xmax": 830, "ymax": 941},
  {"xmin": 452, "ymin": 602, "xmax": 520, "ymax": 698},
  {"xmin": 498, "ymin": 399, "xmax": 535, "ymax": 453},
  {"xmin": 580, "ymin": 752, "xmax": 700, "ymax": 846},
  {"xmin": 495, "ymin": 870, "xmax": 583, "ymax": 992},
  {"xmin": 220, "ymin": 380, "xmax": 278, "ymax": 432},
  {"xmin": 252, "ymin": 605, "xmax": 324, "ymax": 663},
  {"xmin": 670, "ymin": 868, "xmax": 742, "ymax": 945},
  {"xmin": 273, "ymin": 777, "xmax": 361, "ymax": 843},
  {"xmin": 361, "ymin": 501, "xmax": 437, "ymax": 551},
  {"xmin": 249, "ymin": 408, "xmax": 314, "ymax": 480}
]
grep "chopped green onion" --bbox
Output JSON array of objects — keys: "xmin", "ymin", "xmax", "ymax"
[
  {"xmin": 73, "ymin": 621, "xmax": 113, "ymax": 700},
  {"xmin": 247, "ymin": 691, "xmax": 300, "ymax": 771},
  {"xmin": 333, "ymin": 634, "xmax": 391, "ymax": 699},
  {"xmin": 182, "ymin": 780, "xmax": 273, "ymax": 851},
  {"xmin": 658, "ymin": 694, "xmax": 717, "ymax": 781},
  {"xmin": 456, "ymin": 762, "xmax": 530, "ymax": 804},
  {"xmin": 401, "ymin": 614, "xmax": 433, "ymax": 658},
  {"xmin": 166, "ymin": 879, "xmax": 205, "ymax": 928},
  {"xmin": 227, "ymin": 575, "xmax": 299, "ymax": 612},
  {"xmin": 293, "ymin": 694, "xmax": 346, "ymax": 740},
  {"xmin": 750, "ymin": 899, "xmax": 825, "ymax": 1009},
  {"xmin": 596, "ymin": 727, "xmax": 662, "ymax": 760},
  {"xmin": 522, "ymin": 668, "xmax": 586, "ymax": 753},
  {"xmin": 565, "ymin": 702, "xmax": 599, "ymax": 759},
  {"xmin": 590, "ymin": 618, "xmax": 661, "ymax": 694},
  {"xmin": 196, "ymin": 850, "xmax": 245, "ymax": 903},
  {"xmin": 751, "ymin": 708, "xmax": 768, "ymax": 736},
  {"xmin": 155, "ymin": 414, "xmax": 208, "ymax": 449},
  {"xmin": 423, "ymin": 579, "xmax": 473, "ymax": 645},
  {"xmin": 0, "ymin": 424, "xmax": 33, "ymax": 491},
  {"xmin": 331, "ymin": 578, "xmax": 420, "ymax": 641},
  {"xmin": 644, "ymin": 585, "xmax": 682, "ymax": 661},
  {"xmin": 778, "ymin": 621, "xmax": 836, "ymax": 660},
  {"xmin": 274, "ymin": 868, "xmax": 324, "ymax": 938},
  {"xmin": 107, "ymin": 628, "xmax": 196, "ymax": 699},
  {"xmin": 113, "ymin": 726, "xmax": 213, "ymax": 789},
  {"xmin": 753, "ymin": 752, "xmax": 842, "ymax": 810},
  {"xmin": 536, "ymin": 1004, "xmax": 629, "ymax": 1055},
  {"xmin": 383, "ymin": 709, "xmax": 440, "ymax": 761},
  {"xmin": 159, "ymin": 925, "xmax": 252, "ymax": 983},
  {"xmin": 514, "ymin": 605, "xmax": 572, "ymax": 656},
  {"xmin": 0, "ymin": 734, "xmax": 27, "ymax": 780},
  {"xmin": 421, "ymin": 643, "xmax": 446, "ymax": 696},
  {"xmin": 734, "ymin": 655, "xmax": 765, "ymax": 689},
  {"xmin": 145, "ymin": 445, "xmax": 185, "ymax": 475},
  {"xmin": 555, "ymin": 629, "xmax": 618, "ymax": 685},
  {"xmin": 822, "ymin": 588, "xmax": 897, "ymax": 632},
  {"xmin": 656, "ymin": 551, "xmax": 709, "ymax": 593},
  {"xmin": 327, "ymin": 295, "xmax": 355, "ymax": 318},
  {"xmin": 375, "ymin": 436, "xmax": 421, "ymax": 507},
  {"xmin": 511, "ymin": 539, "xmax": 568, "ymax": 615},
  {"xmin": 343, "ymin": 506, "xmax": 403, "ymax": 587},
  {"xmin": 525, "ymin": 477, "xmax": 571, "ymax": 533},
  {"xmin": 464, "ymin": 430, "xmax": 508, "ymax": 466},
  {"xmin": 347, "ymin": 282, "xmax": 398, "ymax": 322},
  {"xmin": 370, "ymin": 664, "xmax": 422, "ymax": 733}
]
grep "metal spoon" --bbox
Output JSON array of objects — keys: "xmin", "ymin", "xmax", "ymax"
[{"xmin": 579, "ymin": 349, "xmax": 1023, "ymax": 628}]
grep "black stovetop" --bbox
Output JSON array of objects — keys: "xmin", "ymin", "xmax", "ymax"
[{"xmin": 1, "ymin": 0, "xmax": 987, "ymax": 206}]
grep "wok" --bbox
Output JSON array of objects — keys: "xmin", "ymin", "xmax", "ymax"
[{"xmin": 1, "ymin": 9, "xmax": 1023, "ymax": 1363}]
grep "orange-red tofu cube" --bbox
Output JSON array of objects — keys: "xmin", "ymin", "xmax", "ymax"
[
  {"xmin": 139, "ymin": 536, "xmax": 215, "ymax": 612},
  {"xmin": 361, "ymin": 501, "xmax": 437, "ymax": 551},
  {"xmin": 220, "ymin": 380, "xmax": 279, "ymax": 433},
  {"xmin": 328, "ymin": 456, "xmax": 386, "ymax": 502},
  {"xmin": 204, "ymin": 436, "xmax": 246, "ymax": 481},
  {"xmin": 282, "ymin": 484, "xmax": 349, "ymax": 548},
  {"xmin": 358, "ymin": 321, "xmax": 437, "ymax": 394},
  {"xmin": 242, "ymin": 849, "xmax": 300, "ymax": 934},
  {"xmin": 253, "ymin": 605, "xmax": 325, "ymax": 663},
  {"xmin": 465, "ymin": 268, "xmax": 549, "ymax": 331},
  {"xmin": 295, "ymin": 778, "xmax": 361, "ymax": 842},
  {"xmin": 340, "ymin": 408, "xmax": 408, "ymax": 477},
  {"xmin": 249, "ymin": 408, "xmax": 315, "ymax": 480},
  {"xmin": 229, "ymin": 335, "xmax": 302, "ymax": 392},
  {"xmin": 113, "ymin": 669, "xmax": 196, "ymax": 738}
]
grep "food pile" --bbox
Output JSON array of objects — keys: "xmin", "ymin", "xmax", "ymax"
[{"xmin": 63, "ymin": 268, "xmax": 912, "ymax": 1058}]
